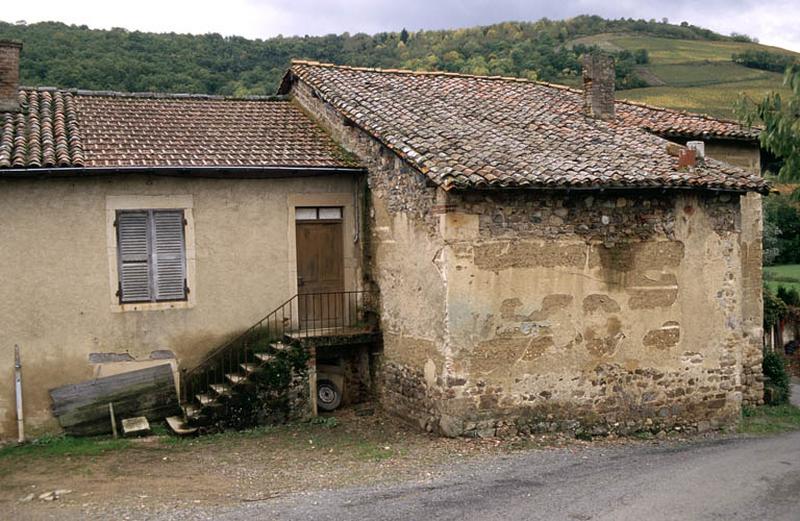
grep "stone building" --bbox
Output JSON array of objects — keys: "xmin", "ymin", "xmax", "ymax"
[
  {"xmin": 0, "ymin": 41, "xmax": 768, "ymax": 439},
  {"xmin": 279, "ymin": 55, "xmax": 767, "ymax": 437}
]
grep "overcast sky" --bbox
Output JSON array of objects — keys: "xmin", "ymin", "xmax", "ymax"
[{"xmin": 3, "ymin": 0, "xmax": 799, "ymax": 52}]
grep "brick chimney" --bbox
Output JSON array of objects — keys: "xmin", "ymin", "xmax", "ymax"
[
  {"xmin": 582, "ymin": 53, "xmax": 615, "ymax": 121},
  {"xmin": 0, "ymin": 40, "xmax": 22, "ymax": 113}
]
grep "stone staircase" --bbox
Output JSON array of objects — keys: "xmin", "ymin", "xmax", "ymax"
[
  {"xmin": 166, "ymin": 290, "xmax": 380, "ymax": 435},
  {"xmin": 166, "ymin": 339, "xmax": 296, "ymax": 435}
]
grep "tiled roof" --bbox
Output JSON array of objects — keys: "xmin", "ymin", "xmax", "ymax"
[
  {"xmin": 283, "ymin": 61, "xmax": 767, "ymax": 193},
  {"xmin": 0, "ymin": 88, "xmax": 359, "ymax": 171},
  {"xmin": 0, "ymin": 90, "xmax": 84, "ymax": 168},
  {"xmin": 616, "ymin": 101, "xmax": 760, "ymax": 140}
]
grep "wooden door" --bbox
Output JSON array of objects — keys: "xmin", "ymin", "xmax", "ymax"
[{"xmin": 296, "ymin": 210, "xmax": 345, "ymax": 329}]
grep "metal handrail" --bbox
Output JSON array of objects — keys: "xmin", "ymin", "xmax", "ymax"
[{"xmin": 180, "ymin": 289, "xmax": 379, "ymax": 403}]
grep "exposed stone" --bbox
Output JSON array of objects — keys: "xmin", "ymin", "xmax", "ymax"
[
  {"xmin": 583, "ymin": 294, "xmax": 621, "ymax": 314},
  {"xmin": 88, "ymin": 352, "xmax": 135, "ymax": 363}
]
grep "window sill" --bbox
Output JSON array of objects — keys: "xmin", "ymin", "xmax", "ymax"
[{"xmin": 111, "ymin": 300, "xmax": 193, "ymax": 313}]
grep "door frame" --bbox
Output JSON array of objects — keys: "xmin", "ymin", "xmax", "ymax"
[
  {"xmin": 295, "ymin": 212, "xmax": 346, "ymax": 328},
  {"xmin": 287, "ymin": 193, "xmax": 360, "ymax": 310}
]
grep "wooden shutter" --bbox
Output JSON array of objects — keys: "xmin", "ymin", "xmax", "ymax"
[
  {"xmin": 152, "ymin": 210, "xmax": 186, "ymax": 301},
  {"xmin": 117, "ymin": 211, "xmax": 151, "ymax": 303}
]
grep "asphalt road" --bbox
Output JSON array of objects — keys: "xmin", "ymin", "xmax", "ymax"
[{"xmin": 220, "ymin": 429, "xmax": 800, "ymax": 521}]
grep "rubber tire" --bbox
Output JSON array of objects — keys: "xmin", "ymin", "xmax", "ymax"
[{"xmin": 317, "ymin": 379, "xmax": 342, "ymax": 412}]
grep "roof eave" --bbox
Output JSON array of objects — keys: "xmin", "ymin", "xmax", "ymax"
[
  {"xmin": 0, "ymin": 165, "xmax": 367, "ymax": 179},
  {"xmin": 448, "ymin": 183, "xmax": 769, "ymax": 195}
]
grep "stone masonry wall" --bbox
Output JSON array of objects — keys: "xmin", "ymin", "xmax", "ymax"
[
  {"xmin": 669, "ymin": 137, "xmax": 764, "ymax": 407},
  {"xmin": 436, "ymin": 190, "xmax": 751, "ymax": 437}
]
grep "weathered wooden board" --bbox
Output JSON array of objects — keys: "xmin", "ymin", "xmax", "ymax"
[{"xmin": 50, "ymin": 363, "xmax": 180, "ymax": 436}]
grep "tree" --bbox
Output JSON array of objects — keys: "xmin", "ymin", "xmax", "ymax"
[
  {"xmin": 737, "ymin": 65, "xmax": 800, "ymax": 181},
  {"xmin": 776, "ymin": 286, "xmax": 800, "ymax": 307},
  {"xmin": 763, "ymin": 218, "xmax": 781, "ymax": 265},
  {"xmin": 763, "ymin": 193, "xmax": 800, "ymax": 264},
  {"xmin": 0, "ymin": 17, "xmax": 775, "ymax": 96}
]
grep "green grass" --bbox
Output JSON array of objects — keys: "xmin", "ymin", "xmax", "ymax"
[
  {"xmin": 0, "ymin": 434, "xmax": 131, "ymax": 461},
  {"xmin": 646, "ymin": 62, "xmax": 780, "ymax": 87},
  {"xmin": 764, "ymin": 264, "xmax": 800, "ymax": 293},
  {"xmin": 608, "ymin": 35, "xmax": 781, "ymax": 64},
  {"xmin": 619, "ymin": 80, "xmax": 793, "ymax": 119},
  {"xmin": 566, "ymin": 33, "xmax": 797, "ymax": 119},
  {"xmin": 738, "ymin": 404, "xmax": 800, "ymax": 434}
]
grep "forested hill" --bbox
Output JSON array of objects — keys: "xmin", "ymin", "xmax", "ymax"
[
  {"xmin": 0, "ymin": 16, "xmax": 796, "ymax": 117},
  {"xmin": 0, "ymin": 16, "xmax": 761, "ymax": 94}
]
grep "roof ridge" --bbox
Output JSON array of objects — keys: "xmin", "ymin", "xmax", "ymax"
[
  {"xmin": 18, "ymin": 86, "xmax": 290, "ymax": 102},
  {"xmin": 290, "ymin": 59, "xmax": 580, "ymax": 91},
  {"xmin": 290, "ymin": 60, "xmax": 757, "ymax": 127}
]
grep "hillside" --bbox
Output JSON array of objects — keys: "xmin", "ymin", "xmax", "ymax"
[
  {"xmin": 0, "ymin": 16, "xmax": 796, "ymax": 119},
  {"xmin": 566, "ymin": 33, "xmax": 797, "ymax": 118}
]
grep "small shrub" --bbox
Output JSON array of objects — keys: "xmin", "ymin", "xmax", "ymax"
[
  {"xmin": 763, "ymin": 349, "xmax": 791, "ymax": 405},
  {"xmin": 741, "ymin": 405, "xmax": 757, "ymax": 418},
  {"xmin": 764, "ymin": 287, "xmax": 789, "ymax": 329},
  {"xmin": 777, "ymin": 286, "xmax": 800, "ymax": 307}
]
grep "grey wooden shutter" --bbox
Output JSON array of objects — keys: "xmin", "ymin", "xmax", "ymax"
[
  {"xmin": 152, "ymin": 210, "xmax": 186, "ymax": 301},
  {"xmin": 117, "ymin": 211, "xmax": 151, "ymax": 303}
]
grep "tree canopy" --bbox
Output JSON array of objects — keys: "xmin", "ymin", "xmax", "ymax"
[
  {"xmin": 763, "ymin": 192, "xmax": 800, "ymax": 265},
  {"xmin": 0, "ymin": 16, "xmax": 736, "ymax": 96},
  {"xmin": 738, "ymin": 65, "xmax": 800, "ymax": 180}
]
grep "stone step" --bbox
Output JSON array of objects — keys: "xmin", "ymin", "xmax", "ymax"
[
  {"xmin": 182, "ymin": 403, "xmax": 201, "ymax": 420},
  {"xmin": 270, "ymin": 341, "xmax": 290, "ymax": 352},
  {"xmin": 122, "ymin": 416, "xmax": 151, "ymax": 437},
  {"xmin": 225, "ymin": 372, "xmax": 248, "ymax": 385},
  {"xmin": 254, "ymin": 352, "xmax": 275, "ymax": 363},
  {"xmin": 240, "ymin": 363, "xmax": 261, "ymax": 374},
  {"xmin": 209, "ymin": 383, "xmax": 232, "ymax": 396},
  {"xmin": 166, "ymin": 415, "xmax": 198, "ymax": 436},
  {"xmin": 196, "ymin": 393, "xmax": 214, "ymax": 407}
]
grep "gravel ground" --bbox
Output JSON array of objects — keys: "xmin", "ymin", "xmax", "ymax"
[
  {"xmin": 4, "ymin": 401, "xmax": 799, "ymax": 521},
  {"xmin": 220, "ymin": 430, "xmax": 800, "ymax": 521}
]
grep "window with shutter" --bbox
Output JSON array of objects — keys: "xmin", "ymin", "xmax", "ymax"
[
  {"xmin": 116, "ymin": 209, "xmax": 187, "ymax": 303},
  {"xmin": 153, "ymin": 211, "xmax": 186, "ymax": 301}
]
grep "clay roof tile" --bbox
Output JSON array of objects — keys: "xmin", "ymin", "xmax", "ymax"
[{"xmin": 286, "ymin": 62, "xmax": 767, "ymax": 194}]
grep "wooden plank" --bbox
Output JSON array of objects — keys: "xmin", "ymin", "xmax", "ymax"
[{"xmin": 49, "ymin": 364, "xmax": 180, "ymax": 436}]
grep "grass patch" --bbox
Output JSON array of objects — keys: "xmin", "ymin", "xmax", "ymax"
[
  {"xmin": 608, "ymin": 35, "xmax": 772, "ymax": 64},
  {"xmin": 0, "ymin": 434, "xmax": 131, "ymax": 461},
  {"xmin": 764, "ymin": 264, "xmax": 800, "ymax": 293},
  {"xmin": 162, "ymin": 416, "xmax": 340, "ymax": 447},
  {"xmin": 618, "ymin": 79, "xmax": 792, "ymax": 119},
  {"xmin": 738, "ymin": 404, "xmax": 800, "ymax": 434},
  {"xmin": 764, "ymin": 264, "xmax": 800, "ymax": 281},
  {"xmin": 566, "ymin": 32, "xmax": 796, "ymax": 118},
  {"xmin": 351, "ymin": 441, "xmax": 397, "ymax": 462},
  {"xmin": 161, "ymin": 423, "xmax": 281, "ymax": 447},
  {"xmin": 646, "ymin": 62, "xmax": 778, "ymax": 87}
]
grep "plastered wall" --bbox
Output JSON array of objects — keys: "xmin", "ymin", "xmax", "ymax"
[
  {"xmin": 0, "ymin": 173, "xmax": 361, "ymax": 437},
  {"xmin": 432, "ymin": 191, "xmax": 752, "ymax": 436}
]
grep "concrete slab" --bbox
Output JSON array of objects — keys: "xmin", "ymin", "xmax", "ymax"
[{"xmin": 122, "ymin": 416, "xmax": 151, "ymax": 437}]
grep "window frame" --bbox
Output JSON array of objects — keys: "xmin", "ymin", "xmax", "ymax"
[
  {"xmin": 115, "ymin": 208, "xmax": 188, "ymax": 304},
  {"xmin": 295, "ymin": 206, "xmax": 344, "ymax": 222},
  {"xmin": 105, "ymin": 195, "xmax": 196, "ymax": 313}
]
